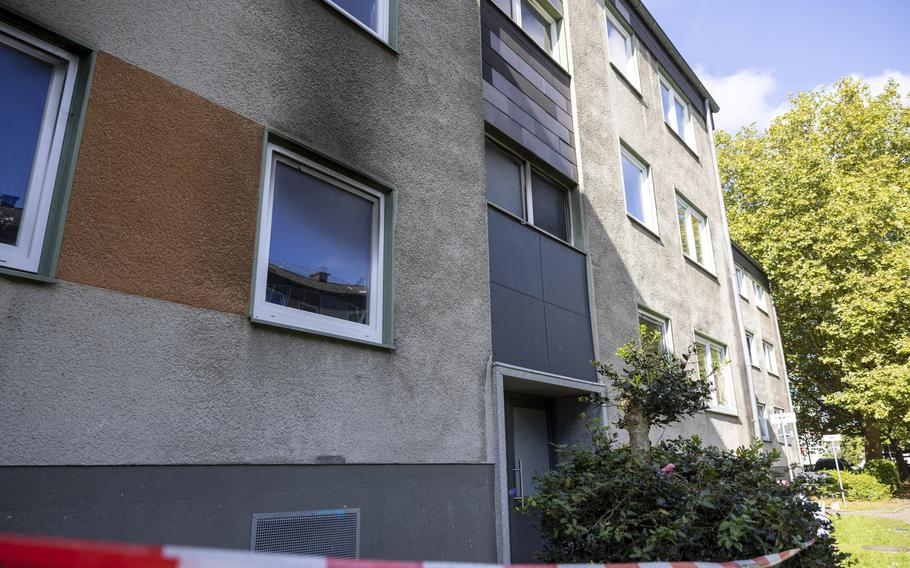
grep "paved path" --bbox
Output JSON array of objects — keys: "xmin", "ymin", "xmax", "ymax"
[{"xmin": 839, "ymin": 502, "xmax": 910, "ymax": 525}]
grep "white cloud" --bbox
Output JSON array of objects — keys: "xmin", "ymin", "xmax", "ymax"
[
  {"xmin": 695, "ymin": 66, "xmax": 787, "ymax": 133},
  {"xmin": 696, "ymin": 67, "xmax": 910, "ymax": 134}
]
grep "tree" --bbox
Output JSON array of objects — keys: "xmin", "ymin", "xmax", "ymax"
[
  {"xmin": 590, "ymin": 331, "xmax": 713, "ymax": 458},
  {"xmin": 715, "ymin": 77, "xmax": 910, "ymax": 462}
]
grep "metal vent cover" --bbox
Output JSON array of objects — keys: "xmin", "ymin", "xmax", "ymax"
[{"xmin": 251, "ymin": 509, "xmax": 360, "ymax": 558}]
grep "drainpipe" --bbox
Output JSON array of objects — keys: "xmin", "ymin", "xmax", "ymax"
[
  {"xmin": 771, "ymin": 298, "xmax": 804, "ymax": 471},
  {"xmin": 703, "ymin": 98, "xmax": 762, "ymax": 443}
]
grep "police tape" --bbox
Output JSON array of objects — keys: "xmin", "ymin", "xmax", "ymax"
[{"xmin": 0, "ymin": 534, "xmax": 815, "ymax": 568}]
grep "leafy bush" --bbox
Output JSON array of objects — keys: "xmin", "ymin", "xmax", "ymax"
[
  {"xmin": 819, "ymin": 469, "xmax": 894, "ymax": 501},
  {"xmin": 863, "ymin": 459, "xmax": 900, "ymax": 493},
  {"xmin": 523, "ymin": 428, "xmax": 848, "ymax": 567}
]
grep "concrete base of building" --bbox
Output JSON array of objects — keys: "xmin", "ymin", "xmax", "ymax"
[{"xmin": 0, "ymin": 463, "xmax": 497, "ymax": 561}]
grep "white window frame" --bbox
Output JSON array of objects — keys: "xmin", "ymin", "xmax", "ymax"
[
  {"xmin": 0, "ymin": 23, "xmax": 78, "ymax": 273},
  {"xmin": 511, "ymin": 0, "xmax": 565, "ymax": 64},
  {"xmin": 638, "ymin": 307, "xmax": 673, "ymax": 353},
  {"xmin": 763, "ymin": 341, "xmax": 779, "ymax": 376},
  {"xmin": 658, "ymin": 72, "xmax": 697, "ymax": 153},
  {"xmin": 735, "ymin": 265, "xmax": 749, "ymax": 300},
  {"xmin": 325, "ymin": 0, "xmax": 391, "ymax": 43},
  {"xmin": 757, "ymin": 402, "xmax": 771, "ymax": 442},
  {"xmin": 252, "ymin": 143, "xmax": 386, "ymax": 344},
  {"xmin": 675, "ymin": 193, "xmax": 714, "ymax": 272},
  {"xmin": 695, "ymin": 334, "xmax": 736, "ymax": 413},
  {"xmin": 619, "ymin": 145, "xmax": 658, "ymax": 234},
  {"xmin": 604, "ymin": 5, "xmax": 640, "ymax": 90},
  {"xmin": 753, "ymin": 279, "xmax": 768, "ymax": 312}
]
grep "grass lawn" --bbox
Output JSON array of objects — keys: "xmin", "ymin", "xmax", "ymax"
[{"xmin": 832, "ymin": 515, "xmax": 910, "ymax": 567}]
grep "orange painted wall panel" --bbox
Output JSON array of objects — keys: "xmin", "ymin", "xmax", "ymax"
[{"xmin": 58, "ymin": 52, "xmax": 264, "ymax": 315}]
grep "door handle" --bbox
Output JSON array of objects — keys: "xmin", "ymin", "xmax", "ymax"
[{"xmin": 512, "ymin": 459, "xmax": 523, "ymax": 502}]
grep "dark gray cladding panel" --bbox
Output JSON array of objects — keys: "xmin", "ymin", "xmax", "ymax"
[
  {"xmin": 488, "ymin": 208, "xmax": 595, "ymax": 380},
  {"xmin": 540, "ymin": 236, "xmax": 589, "ymax": 316},
  {"xmin": 0, "ymin": 464, "xmax": 497, "ymax": 562},
  {"xmin": 545, "ymin": 304, "xmax": 597, "ymax": 380},
  {"xmin": 491, "ymin": 282, "xmax": 550, "ymax": 371},
  {"xmin": 481, "ymin": 0, "xmax": 577, "ymax": 182},
  {"xmin": 731, "ymin": 242, "xmax": 770, "ymax": 289}
]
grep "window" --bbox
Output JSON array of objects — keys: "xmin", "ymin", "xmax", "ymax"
[
  {"xmin": 485, "ymin": 142, "xmax": 571, "ymax": 242},
  {"xmin": 773, "ymin": 407, "xmax": 795, "ymax": 440},
  {"xmin": 757, "ymin": 402, "xmax": 771, "ymax": 441},
  {"xmin": 620, "ymin": 147, "xmax": 657, "ymax": 233},
  {"xmin": 494, "ymin": 0, "xmax": 564, "ymax": 63},
  {"xmin": 659, "ymin": 74, "xmax": 697, "ymax": 152},
  {"xmin": 753, "ymin": 280, "xmax": 768, "ymax": 312},
  {"xmin": 253, "ymin": 144, "xmax": 387, "ymax": 344},
  {"xmin": 735, "ymin": 265, "xmax": 749, "ymax": 299},
  {"xmin": 745, "ymin": 331, "xmax": 760, "ymax": 368},
  {"xmin": 695, "ymin": 335, "xmax": 735, "ymax": 412},
  {"xmin": 0, "ymin": 24, "xmax": 78, "ymax": 273},
  {"xmin": 763, "ymin": 341, "xmax": 779, "ymax": 376},
  {"xmin": 326, "ymin": 0, "xmax": 391, "ymax": 43},
  {"xmin": 638, "ymin": 309, "xmax": 672, "ymax": 353},
  {"xmin": 676, "ymin": 195, "xmax": 714, "ymax": 271},
  {"xmin": 604, "ymin": 6, "xmax": 639, "ymax": 89}
]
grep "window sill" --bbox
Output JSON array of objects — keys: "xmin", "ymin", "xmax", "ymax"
[
  {"xmin": 769, "ymin": 372, "xmax": 780, "ymax": 379},
  {"xmin": 488, "ymin": 201, "xmax": 586, "ymax": 255},
  {"xmin": 250, "ymin": 315, "xmax": 395, "ymax": 351},
  {"xmin": 663, "ymin": 122, "xmax": 700, "ymax": 162},
  {"xmin": 706, "ymin": 406, "xmax": 739, "ymax": 418},
  {"xmin": 757, "ymin": 306, "xmax": 770, "ymax": 315},
  {"xmin": 609, "ymin": 62, "xmax": 644, "ymax": 103},
  {"xmin": 751, "ymin": 363, "xmax": 762, "ymax": 371},
  {"xmin": 684, "ymin": 255, "xmax": 719, "ymax": 283},
  {"xmin": 627, "ymin": 213, "xmax": 661, "ymax": 242},
  {"xmin": 739, "ymin": 294, "xmax": 749, "ymax": 302},
  {"xmin": 0, "ymin": 266, "xmax": 56, "ymax": 284},
  {"xmin": 322, "ymin": 0, "xmax": 399, "ymax": 54}
]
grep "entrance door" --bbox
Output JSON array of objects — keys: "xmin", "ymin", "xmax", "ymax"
[{"xmin": 505, "ymin": 396, "xmax": 554, "ymax": 563}]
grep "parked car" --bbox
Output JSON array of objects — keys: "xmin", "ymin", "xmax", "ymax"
[{"xmin": 812, "ymin": 458, "xmax": 851, "ymax": 472}]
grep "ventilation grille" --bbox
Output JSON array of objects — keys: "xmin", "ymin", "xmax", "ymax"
[{"xmin": 251, "ymin": 509, "xmax": 360, "ymax": 558}]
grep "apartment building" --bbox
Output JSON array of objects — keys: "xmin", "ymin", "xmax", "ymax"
[{"xmin": 0, "ymin": 0, "xmax": 797, "ymax": 563}]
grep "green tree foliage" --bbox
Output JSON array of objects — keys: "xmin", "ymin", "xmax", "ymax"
[
  {"xmin": 590, "ymin": 332, "xmax": 712, "ymax": 457},
  {"xmin": 524, "ymin": 432, "xmax": 848, "ymax": 566},
  {"xmin": 862, "ymin": 459, "xmax": 901, "ymax": 494},
  {"xmin": 715, "ymin": 77, "xmax": 910, "ymax": 460},
  {"xmin": 818, "ymin": 469, "xmax": 894, "ymax": 501}
]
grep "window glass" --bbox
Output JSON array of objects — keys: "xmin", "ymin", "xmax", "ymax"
[
  {"xmin": 520, "ymin": 0, "xmax": 552, "ymax": 53},
  {"xmin": 485, "ymin": 143, "xmax": 524, "ymax": 217},
  {"xmin": 676, "ymin": 203, "xmax": 690, "ymax": 256},
  {"xmin": 674, "ymin": 98, "xmax": 688, "ymax": 139},
  {"xmin": 266, "ymin": 162, "xmax": 374, "ymax": 325},
  {"xmin": 621, "ymin": 151, "xmax": 654, "ymax": 228},
  {"xmin": 763, "ymin": 342, "xmax": 778, "ymax": 375},
  {"xmin": 638, "ymin": 312, "xmax": 669, "ymax": 353},
  {"xmin": 745, "ymin": 332, "xmax": 755, "ymax": 366},
  {"xmin": 735, "ymin": 266, "xmax": 747, "ymax": 296},
  {"xmin": 757, "ymin": 403, "xmax": 771, "ymax": 440},
  {"xmin": 660, "ymin": 82, "xmax": 673, "ymax": 127},
  {"xmin": 606, "ymin": 18, "xmax": 630, "ymax": 68},
  {"xmin": 690, "ymin": 211, "xmax": 704, "ymax": 264},
  {"xmin": 697, "ymin": 337, "xmax": 734, "ymax": 410},
  {"xmin": 754, "ymin": 281, "xmax": 768, "ymax": 310},
  {"xmin": 530, "ymin": 172, "xmax": 568, "ymax": 240},
  {"xmin": 329, "ymin": 0, "xmax": 380, "ymax": 35},
  {"xmin": 0, "ymin": 43, "xmax": 53, "ymax": 247}
]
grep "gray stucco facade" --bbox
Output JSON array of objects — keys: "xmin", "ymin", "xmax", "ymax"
[{"xmin": 0, "ymin": 0, "xmax": 798, "ymax": 561}]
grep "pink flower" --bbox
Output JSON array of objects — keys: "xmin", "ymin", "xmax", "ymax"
[{"xmin": 661, "ymin": 463, "xmax": 676, "ymax": 474}]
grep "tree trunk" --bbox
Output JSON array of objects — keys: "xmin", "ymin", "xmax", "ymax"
[
  {"xmin": 863, "ymin": 420, "xmax": 883, "ymax": 460},
  {"xmin": 625, "ymin": 401, "xmax": 651, "ymax": 459}
]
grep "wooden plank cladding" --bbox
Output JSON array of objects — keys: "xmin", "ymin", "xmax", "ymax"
[{"xmin": 480, "ymin": 0, "xmax": 577, "ymax": 182}]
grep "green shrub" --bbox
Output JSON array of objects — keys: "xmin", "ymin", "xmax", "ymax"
[
  {"xmin": 819, "ymin": 470, "xmax": 894, "ymax": 500},
  {"xmin": 523, "ymin": 429, "xmax": 848, "ymax": 567},
  {"xmin": 862, "ymin": 459, "xmax": 900, "ymax": 493}
]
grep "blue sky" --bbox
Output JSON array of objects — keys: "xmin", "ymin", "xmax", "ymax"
[{"xmin": 645, "ymin": 0, "xmax": 910, "ymax": 132}]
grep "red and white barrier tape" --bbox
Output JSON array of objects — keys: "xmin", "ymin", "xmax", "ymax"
[{"xmin": 0, "ymin": 534, "xmax": 814, "ymax": 568}]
